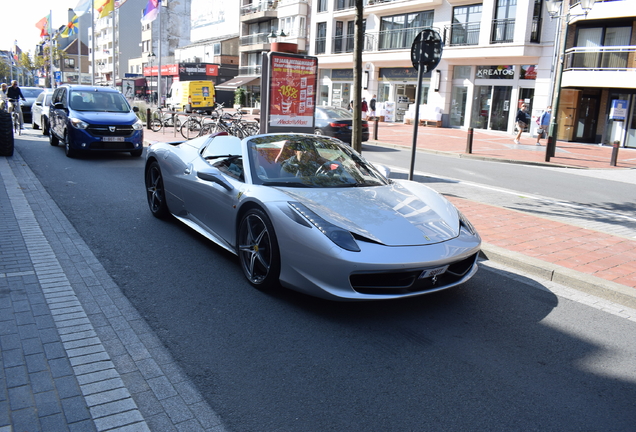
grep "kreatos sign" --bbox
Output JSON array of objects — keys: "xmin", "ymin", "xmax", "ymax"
[{"xmin": 475, "ymin": 65, "xmax": 515, "ymax": 79}]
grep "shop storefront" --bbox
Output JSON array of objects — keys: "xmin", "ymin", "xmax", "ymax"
[{"xmin": 450, "ymin": 64, "xmax": 538, "ymax": 133}]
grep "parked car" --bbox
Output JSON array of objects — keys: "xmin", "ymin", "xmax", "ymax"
[
  {"xmin": 314, "ymin": 106, "xmax": 369, "ymax": 143},
  {"xmin": 20, "ymin": 87, "xmax": 45, "ymax": 123},
  {"xmin": 145, "ymin": 132, "xmax": 481, "ymax": 301},
  {"xmin": 32, "ymin": 89, "xmax": 54, "ymax": 135},
  {"xmin": 49, "ymin": 85, "xmax": 144, "ymax": 158}
]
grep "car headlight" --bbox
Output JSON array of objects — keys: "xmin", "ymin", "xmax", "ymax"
[
  {"xmin": 70, "ymin": 118, "xmax": 89, "ymax": 129},
  {"xmin": 458, "ymin": 210, "xmax": 477, "ymax": 236},
  {"xmin": 289, "ymin": 202, "xmax": 360, "ymax": 252},
  {"xmin": 132, "ymin": 119, "xmax": 144, "ymax": 130}
]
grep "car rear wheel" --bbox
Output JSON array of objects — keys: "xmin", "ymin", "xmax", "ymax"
[
  {"xmin": 238, "ymin": 208, "xmax": 280, "ymax": 289},
  {"xmin": 145, "ymin": 161, "xmax": 170, "ymax": 219}
]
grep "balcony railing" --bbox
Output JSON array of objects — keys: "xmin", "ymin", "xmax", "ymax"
[
  {"xmin": 239, "ymin": 65, "xmax": 262, "ymax": 76},
  {"xmin": 564, "ymin": 46, "xmax": 635, "ymax": 71},
  {"xmin": 378, "ymin": 26, "xmax": 438, "ymax": 51},
  {"xmin": 443, "ymin": 22, "xmax": 480, "ymax": 46},
  {"xmin": 333, "ymin": 35, "xmax": 355, "ymax": 53},
  {"xmin": 240, "ymin": 1, "xmax": 277, "ymax": 15},
  {"xmin": 490, "ymin": 18, "xmax": 515, "ymax": 44},
  {"xmin": 315, "ymin": 38, "xmax": 327, "ymax": 55},
  {"xmin": 334, "ymin": 0, "xmax": 355, "ymax": 10},
  {"xmin": 240, "ymin": 32, "xmax": 271, "ymax": 46}
]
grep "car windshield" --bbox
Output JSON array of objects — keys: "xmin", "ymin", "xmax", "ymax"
[
  {"xmin": 317, "ymin": 107, "xmax": 352, "ymax": 119},
  {"xmin": 22, "ymin": 88, "xmax": 44, "ymax": 98},
  {"xmin": 247, "ymin": 134, "xmax": 389, "ymax": 188},
  {"xmin": 69, "ymin": 91, "xmax": 131, "ymax": 112}
]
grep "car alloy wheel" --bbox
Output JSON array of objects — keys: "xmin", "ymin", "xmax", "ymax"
[
  {"xmin": 238, "ymin": 208, "xmax": 280, "ymax": 289},
  {"xmin": 145, "ymin": 161, "xmax": 170, "ymax": 218}
]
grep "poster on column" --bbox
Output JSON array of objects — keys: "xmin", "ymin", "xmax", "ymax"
[{"xmin": 267, "ymin": 53, "xmax": 318, "ymax": 131}]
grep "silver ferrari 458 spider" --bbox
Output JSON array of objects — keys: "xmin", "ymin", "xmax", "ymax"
[{"xmin": 144, "ymin": 132, "xmax": 481, "ymax": 300}]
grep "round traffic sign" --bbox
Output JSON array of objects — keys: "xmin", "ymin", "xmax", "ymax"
[{"xmin": 411, "ymin": 29, "xmax": 443, "ymax": 72}]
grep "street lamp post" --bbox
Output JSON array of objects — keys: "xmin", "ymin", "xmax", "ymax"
[
  {"xmin": 544, "ymin": 0, "xmax": 596, "ymax": 162},
  {"xmin": 147, "ymin": 52, "xmax": 156, "ymax": 105}
]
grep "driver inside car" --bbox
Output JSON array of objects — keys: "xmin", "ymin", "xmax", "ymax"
[{"xmin": 279, "ymin": 141, "xmax": 324, "ymax": 177}]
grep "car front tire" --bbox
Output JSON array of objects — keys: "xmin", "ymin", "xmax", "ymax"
[
  {"xmin": 42, "ymin": 117, "xmax": 49, "ymax": 136},
  {"xmin": 64, "ymin": 131, "xmax": 77, "ymax": 158},
  {"xmin": 238, "ymin": 208, "xmax": 281, "ymax": 290},
  {"xmin": 145, "ymin": 161, "xmax": 170, "ymax": 219}
]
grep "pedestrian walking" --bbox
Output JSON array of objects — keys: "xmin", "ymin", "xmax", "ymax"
[
  {"xmin": 361, "ymin": 97, "xmax": 368, "ymax": 120},
  {"xmin": 514, "ymin": 103, "xmax": 530, "ymax": 144},
  {"xmin": 536, "ymin": 105, "xmax": 551, "ymax": 146},
  {"xmin": 369, "ymin": 95, "xmax": 377, "ymax": 120}
]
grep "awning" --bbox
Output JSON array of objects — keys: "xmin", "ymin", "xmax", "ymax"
[{"xmin": 216, "ymin": 75, "xmax": 260, "ymax": 90}]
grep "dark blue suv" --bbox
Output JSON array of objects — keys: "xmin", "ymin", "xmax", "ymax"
[{"xmin": 49, "ymin": 85, "xmax": 144, "ymax": 157}]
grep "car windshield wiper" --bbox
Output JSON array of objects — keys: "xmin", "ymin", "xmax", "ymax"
[{"xmin": 205, "ymin": 154, "xmax": 241, "ymax": 160}]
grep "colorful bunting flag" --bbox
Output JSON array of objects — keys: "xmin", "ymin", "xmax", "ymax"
[
  {"xmin": 140, "ymin": 0, "xmax": 159, "ymax": 25},
  {"xmin": 74, "ymin": 0, "xmax": 91, "ymax": 17},
  {"xmin": 35, "ymin": 14, "xmax": 50, "ymax": 37},
  {"xmin": 94, "ymin": 0, "xmax": 114, "ymax": 18},
  {"xmin": 61, "ymin": 15, "xmax": 80, "ymax": 38}
]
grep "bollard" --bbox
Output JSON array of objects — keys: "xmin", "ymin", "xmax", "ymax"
[
  {"xmin": 146, "ymin": 108, "xmax": 151, "ymax": 130},
  {"xmin": 373, "ymin": 117, "xmax": 379, "ymax": 140},
  {"xmin": 610, "ymin": 140, "xmax": 620, "ymax": 166},
  {"xmin": 465, "ymin": 127, "xmax": 473, "ymax": 154}
]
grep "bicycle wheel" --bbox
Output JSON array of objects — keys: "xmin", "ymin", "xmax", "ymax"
[
  {"xmin": 13, "ymin": 114, "xmax": 20, "ymax": 135},
  {"xmin": 180, "ymin": 119, "xmax": 202, "ymax": 139},
  {"xmin": 150, "ymin": 118, "xmax": 163, "ymax": 132}
]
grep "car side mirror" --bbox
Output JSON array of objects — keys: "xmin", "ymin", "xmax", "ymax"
[
  {"xmin": 132, "ymin": 106, "xmax": 139, "ymax": 113},
  {"xmin": 54, "ymin": 102, "xmax": 65, "ymax": 109}
]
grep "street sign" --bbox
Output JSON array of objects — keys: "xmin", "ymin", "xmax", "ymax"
[{"xmin": 410, "ymin": 29, "xmax": 443, "ymax": 72}]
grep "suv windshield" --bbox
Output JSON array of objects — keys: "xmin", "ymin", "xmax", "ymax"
[{"xmin": 69, "ymin": 91, "xmax": 130, "ymax": 113}]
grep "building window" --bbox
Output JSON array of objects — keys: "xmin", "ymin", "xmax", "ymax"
[
  {"xmin": 530, "ymin": 0, "xmax": 542, "ymax": 43},
  {"xmin": 317, "ymin": 0, "xmax": 328, "ymax": 13},
  {"xmin": 491, "ymin": 0, "xmax": 516, "ymax": 44},
  {"xmin": 316, "ymin": 22, "xmax": 327, "ymax": 54},
  {"xmin": 571, "ymin": 26, "xmax": 632, "ymax": 70},
  {"xmin": 450, "ymin": 4, "xmax": 482, "ymax": 46},
  {"xmin": 379, "ymin": 11, "xmax": 434, "ymax": 50}
]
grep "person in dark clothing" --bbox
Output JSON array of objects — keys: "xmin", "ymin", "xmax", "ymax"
[
  {"xmin": 514, "ymin": 103, "xmax": 530, "ymax": 144},
  {"xmin": 361, "ymin": 97, "xmax": 368, "ymax": 120},
  {"xmin": 369, "ymin": 95, "xmax": 377, "ymax": 120},
  {"xmin": 6, "ymin": 80, "xmax": 26, "ymax": 128}
]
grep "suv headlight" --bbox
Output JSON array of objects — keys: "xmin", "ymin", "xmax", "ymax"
[
  {"xmin": 132, "ymin": 119, "xmax": 143, "ymax": 130},
  {"xmin": 70, "ymin": 118, "xmax": 89, "ymax": 129}
]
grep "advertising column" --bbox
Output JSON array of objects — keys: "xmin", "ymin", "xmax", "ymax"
[{"xmin": 260, "ymin": 52, "xmax": 318, "ymax": 134}]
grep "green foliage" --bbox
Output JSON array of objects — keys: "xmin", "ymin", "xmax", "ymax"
[{"xmin": 234, "ymin": 87, "xmax": 246, "ymax": 106}]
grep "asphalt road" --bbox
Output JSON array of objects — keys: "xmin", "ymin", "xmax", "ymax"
[{"xmin": 13, "ymin": 132, "xmax": 636, "ymax": 431}]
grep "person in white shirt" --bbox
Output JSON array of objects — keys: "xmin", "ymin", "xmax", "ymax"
[{"xmin": 0, "ymin": 83, "xmax": 8, "ymax": 111}]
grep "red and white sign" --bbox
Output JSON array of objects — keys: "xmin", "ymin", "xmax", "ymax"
[{"xmin": 269, "ymin": 54, "xmax": 317, "ymax": 128}]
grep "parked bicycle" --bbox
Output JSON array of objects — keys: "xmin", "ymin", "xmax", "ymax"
[{"xmin": 150, "ymin": 107, "xmax": 181, "ymax": 132}]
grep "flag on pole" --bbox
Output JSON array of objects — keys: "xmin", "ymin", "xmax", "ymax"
[
  {"xmin": 74, "ymin": 0, "xmax": 92, "ymax": 17},
  {"xmin": 140, "ymin": 0, "xmax": 159, "ymax": 25},
  {"xmin": 94, "ymin": 0, "xmax": 115, "ymax": 18},
  {"xmin": 61, "ymin": 15, "xmax": 80, "ymax": 38},
  {"xmin": 35, "ymin": 14, "xmax": 50, "ymax": 37}
]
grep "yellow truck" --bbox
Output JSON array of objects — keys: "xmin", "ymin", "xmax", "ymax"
[{"xmin": 166, "ymin": 80, "xmax": 216, "ymax": 113}]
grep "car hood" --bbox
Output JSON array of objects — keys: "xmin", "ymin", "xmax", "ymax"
[
  {"xmin": 71, "ymin": 111, "xmax": 138, "ymax": 125},
  {"xmin": 280, "ymin": 181, "xmax": 460, "ymax": 246}
]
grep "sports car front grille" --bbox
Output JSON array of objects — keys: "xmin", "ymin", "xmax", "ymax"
[
  {"xmin": 350, "ymin": 253, "xmax": 479, "ymax": 295},
  {"xmin": 87, "ymin": 125, "xmax": 135, "ymax": 137}
]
